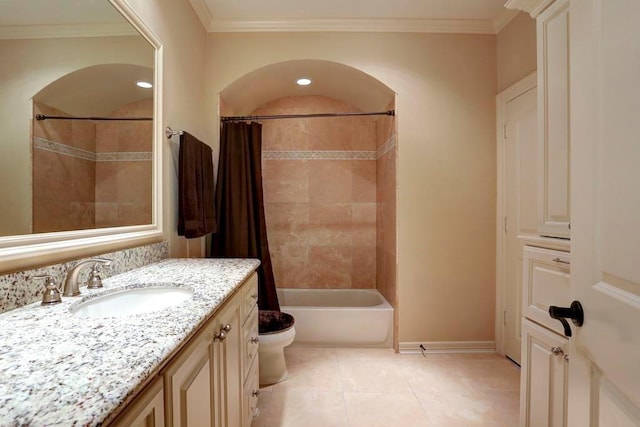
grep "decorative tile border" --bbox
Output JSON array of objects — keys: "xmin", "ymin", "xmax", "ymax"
[
  {"xmin": 33, "ymin": 137, "xmax": 95, "ymax": 161},
  {"xmin": 33, "ymin": 137, "xmax": 151, "ymax": 162},
  {"xmin": 0, "ymin": 241, "xmax": 169, "ymax": 314},
  {"xmin": 263, "ymin": 150, "xmax": 376, "ymax": 160},
  {"xmin": 96, "ymin": 152, "xmax": 153, "ymax": 162},
  {"xmin": 376, "ymin": 133, "xmax": 397, "ymax": 159}
]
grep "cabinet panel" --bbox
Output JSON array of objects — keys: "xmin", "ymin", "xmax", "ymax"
[
  {"xmin": 243, "ymin": 308, "xmax": 259, "ymax": 383},
  {"xmin": 165, "ymin": 334, "xmax": 213, "ymax": 427},
  {"xmin": 109, "ymin": 377, "xmax": 164, "ymax": 427},
  {"xmin": 243, "ymin": 358, "xmax": 260, "ymax": 427},
  {"xmin": 241, "ymin": 273, "xmax": 258, "ymax": 321},
  {"xmin": 537, "ymin": 0, "xmax": 571, "ymax": 238},
  {"xmin": 212, "ymin": 294, "xmax": 243, "ymax": 427},
  {"xmin": 520, "ymin": 319, "xmax": 568, "ymax": 427},
  {"xmin": 523, "ymin": 246, "xmax": 570, "ymax": 335}
]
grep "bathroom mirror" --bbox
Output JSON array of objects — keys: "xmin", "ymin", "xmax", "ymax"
[{"xmin": 0, "ymin": 0, "xmax": 163, "ymax": 273}]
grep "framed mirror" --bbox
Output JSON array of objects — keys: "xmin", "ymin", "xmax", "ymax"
[{"xmin": 0, "ymin": 0, "xmax": 163, "ymax": 273}]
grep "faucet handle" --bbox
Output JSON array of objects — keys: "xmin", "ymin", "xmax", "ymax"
[
  {"xmin": 34, "ymin": 275, "xmax": 62, "ymax": 305},
  {"xmin": 87, "ymin": 264, "xmax": 106, "ymax": 289}
]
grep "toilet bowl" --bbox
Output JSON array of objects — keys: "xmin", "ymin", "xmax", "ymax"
[{"xmin": 258, "ymin": 310, "xmax": 295, "ymax": 386}]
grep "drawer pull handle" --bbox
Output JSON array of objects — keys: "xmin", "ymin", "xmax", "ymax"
[
  {"xmin": 550, "ymin": 346, "xmax": 564, "ymax": 356},
  {"xmin": 252, "ymin": 390, "xmax": 260, "ymax": 397},
  {"xmin": 221, "ymin": 324, "xmax": 232, "ymax": 333},
  {"xmin": 214, "ymin": 331, "xmax": 226, "ymax": 342},
  {"xmin": 552, "ymin": 257, "xmax": 570, "ymax": 265},
  {"xmin": 250, "ymin": 336, "xmax": 260, "ymax": 344}
]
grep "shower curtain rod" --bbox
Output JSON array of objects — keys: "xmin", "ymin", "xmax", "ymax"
[
  {"xmin": 220, "ymin": 109, "xmax": 395, "ymax": 123},
  {"xmin": 35, "ymin": 114, "xmax": 152, "ymax": 121}
]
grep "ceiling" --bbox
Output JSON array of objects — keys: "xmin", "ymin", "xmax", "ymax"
[
  {"xmin": 192, "ymin": 0, "xmax": 517, "ymax": 34},
  {"xmin": 0, "ymin": 0, "xmax": 135, "ymax": 39}
]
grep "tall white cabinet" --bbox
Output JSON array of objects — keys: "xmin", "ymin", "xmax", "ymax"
[
  {"xmin": 503, "ymin": 0, "xmax": 572, "ymax": 425},
  {"xmin": 536, "ymin": 0, "xmax": 571, "ymax": 239}
]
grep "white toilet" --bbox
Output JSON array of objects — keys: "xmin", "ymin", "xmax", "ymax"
[{"xmin": 258, "ymin": 311, "xmax": 296, "ymax": 386}]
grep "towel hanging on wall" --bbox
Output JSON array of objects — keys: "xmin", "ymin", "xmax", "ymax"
[{"xmin": 178, "ymin": 131, "xmax": 217, "ymax": 238}]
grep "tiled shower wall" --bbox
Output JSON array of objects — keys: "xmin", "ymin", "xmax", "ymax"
[
  {"xmin": 376, "ymin": 103, "xmax": 397, "ymax": 307},
  {"xmin": 33, "ymin": 102, "xmax": 96, "ymax": 232},
  {"xmin": 95, "ymin": 99, "xmax": 153, "ymax": 228},
  {"xmin": 258, "ymin": 95, "xmax": 380, "ymax": 289},
  {"xmin": 32, "ymin": 99, "xmax": 152, "ymax": 233}
]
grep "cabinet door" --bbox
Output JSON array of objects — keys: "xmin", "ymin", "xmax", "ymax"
[
  {"xmin": 537, "ymin": 0, "xmax": 571, "ymax": 238},
  {"xmin": 109, "ymin": 377, "xmax": 165, "ymax": 427},
  {"xmin": 520, "ymin": 319, "xmax": 568, "ymax": 427},
  {"xmin": 212, "ymin": 295, "xmax": 243, "ymax": 427},
  {"xmin": 164, "ymin": 334, "xmax": 213, "ymax": 427}
]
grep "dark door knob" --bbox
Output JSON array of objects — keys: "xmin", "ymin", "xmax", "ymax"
[{"xmin": 549, "ymin": 301, "xmax": 584, "ymax": 337}]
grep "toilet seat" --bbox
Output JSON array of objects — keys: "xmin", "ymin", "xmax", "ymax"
[{"xmin": 259, "ymin": 310, "xmax": 295, "ymax": 334}]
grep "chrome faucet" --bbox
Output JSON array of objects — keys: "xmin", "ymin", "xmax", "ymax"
[{"xmin": 62, "ymin": 258, "xmax": 112, "ymax": 297}]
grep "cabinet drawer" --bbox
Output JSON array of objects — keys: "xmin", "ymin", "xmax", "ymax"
[
  {"xmin": 523, "ymin": 246, "xmax": 570, "ymax": 335},
  {"xmin": 243, "ymin": 357, "xmax": 260, "ymax": 427},
  {"xmin": 243, "ymin": 308, "xmax": 259, "ymax": 382},
  {"xmin": 242, "ymin": 273, "xmax": 258, "ymax": 323}
]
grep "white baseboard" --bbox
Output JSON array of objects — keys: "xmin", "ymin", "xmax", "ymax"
[{"xmin": 399, "ymin": 341, "xmax": 496, "ymax": 354}]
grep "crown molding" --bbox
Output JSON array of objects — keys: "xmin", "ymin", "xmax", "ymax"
[
  {"xmin": 208, "ymin": 18, "xmax": 497, "ymax": 34},
  {"xmin": 504, "ymin": 0, "xmax": 555, "ymax": 18},
  {"xmin": 492, "ymin": 8, "xmax": 520, "ymax": 33},
  {"xmin": 0, "ymin": 23, "xmax": 137, "ymax": 40},
  {"xmin": 188, "ymin": 0, "xmax": 213, "ymax": 31}
]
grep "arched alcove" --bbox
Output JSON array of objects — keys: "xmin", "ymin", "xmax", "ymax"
[
  {"xmin": 219, "ymin": 59, "xmax": 395, "ymax": 115},
  {"xmin": 218, "ymin": 59, "xmax": 398, "ymax": 348}
]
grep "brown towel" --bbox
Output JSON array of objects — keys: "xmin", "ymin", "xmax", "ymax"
[{"xmin": 178, "ymin": 132, "xmax": 217, "ymax": 238}]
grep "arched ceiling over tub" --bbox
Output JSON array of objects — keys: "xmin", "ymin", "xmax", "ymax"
[{"xmin": 220, "ymin": 59, "xmax": 396, "ymax": 115}]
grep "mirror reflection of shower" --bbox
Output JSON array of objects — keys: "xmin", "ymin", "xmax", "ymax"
[{"xmin": 32, "ymin": 64, "xmax": 153, "ymax": 233}]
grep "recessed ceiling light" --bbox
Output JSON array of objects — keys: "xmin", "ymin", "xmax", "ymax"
[
  {"xmin": 136, "ymin": 81, "xmax": 153, "ymax": 89},
  {"xmin": 296, "ymin": 78, "xmax": 312, "ymax": 86}
]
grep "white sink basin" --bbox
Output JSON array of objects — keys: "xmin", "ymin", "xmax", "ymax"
[{"xmin": 70, "ymin": 286, "xmax": 194, "ymax": 318}]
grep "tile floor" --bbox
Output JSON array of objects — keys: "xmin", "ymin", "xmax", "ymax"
[{"xmin": 252, "ymin": 346, "xmax": 520, "ymax": 427}]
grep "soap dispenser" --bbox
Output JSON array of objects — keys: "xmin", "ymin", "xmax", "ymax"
[{"xmin": 35, "ymin": 275, "xmax": 62, "ymax": 305}]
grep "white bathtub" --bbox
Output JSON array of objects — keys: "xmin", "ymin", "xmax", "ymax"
[{"xmin": 276, "ymin": 288, "xmax": 393, "ymax": 348}]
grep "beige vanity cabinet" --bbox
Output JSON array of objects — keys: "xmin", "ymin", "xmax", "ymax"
[
  {"xmin": 536, "ymin": 0, "xmax": 571, "ymax": 238},
  {"xmin": 109, "ymin": 377, "xmax": 165, "ymax": 427},
  {"xmin": 109, "ymin": 272, "xmax": 259, "ymax": 427}
]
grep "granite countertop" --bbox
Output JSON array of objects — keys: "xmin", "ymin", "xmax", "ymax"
[{"xmin": 0, "ymin": 258, "xmax": 260, "ymax": 426}]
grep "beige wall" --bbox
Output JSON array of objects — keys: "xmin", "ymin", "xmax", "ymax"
[
  {"xmin": 497, "ymin": 12, "xmax": 537, "ymax": 92},
  {"xmin": 258, "ymin": 95, "xmax": 377, "ymax": 289},
  {"xmin": 0, "ymin": 36, "xmax": 151, "ymax": 236},
  {"xmin": 126, "ymin": 0, "xmax": 209, "ymax": 258},
  {"xmin": 207, "ymin": 32, "xmax": 497, "ymax": 344}
]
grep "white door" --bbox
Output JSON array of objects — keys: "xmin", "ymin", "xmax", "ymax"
[
  {"xmin": 503, "ymin": 84, "xmax": 538, "ymax": 364},
  {"xmin": 568, "ymin": 0, "xmax": 640, "ymax": 425}
]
